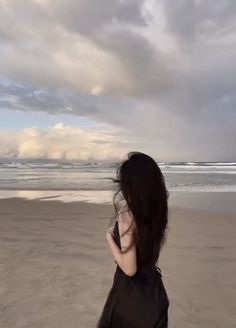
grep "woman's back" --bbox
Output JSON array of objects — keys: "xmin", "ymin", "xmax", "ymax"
[{"xmin": 97, "ymin": 151, "xmax": 169, "ymax": 327}]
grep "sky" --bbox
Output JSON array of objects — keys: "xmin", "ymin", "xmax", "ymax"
[{"xmin": 0, "ymin": 0, "xmax": 236, "ymax": 161}]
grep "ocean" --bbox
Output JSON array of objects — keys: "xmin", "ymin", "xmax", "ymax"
[{"xmin": 0, "ymin": 159, "xmax": 235, "ymax": 206}]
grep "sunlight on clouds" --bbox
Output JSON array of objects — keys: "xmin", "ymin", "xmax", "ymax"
[
  {"xmin": 18, "ymin": 139, "xmax": 45, "ymax": 158},
  {"xmin": 33, "ymin": 0, "xmax": 48, "ymax": 7},
  {"xmin": 49, "ymin": 33, "xmax": 126, "ymax": 94},
  {"xmin": 90, "ymin": 85, "xmax": 104, "ymax": 95},
  {"xmin": 0, "ymin": 123, "xmax": 128, "ymax": 160}
]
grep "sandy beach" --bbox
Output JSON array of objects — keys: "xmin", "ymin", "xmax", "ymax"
[{"xmin": 0, "ymin": 196, "xmax": 236, "ymax": 328}]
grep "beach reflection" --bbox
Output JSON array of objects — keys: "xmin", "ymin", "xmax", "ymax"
[{"xmin": 0, "ymin": 190, "xmax": 113, "ymax": 204}]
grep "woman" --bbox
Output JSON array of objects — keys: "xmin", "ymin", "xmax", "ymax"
[{"xmin": 97, "ymin": 151, "xmax": 169, "ymax": 328}]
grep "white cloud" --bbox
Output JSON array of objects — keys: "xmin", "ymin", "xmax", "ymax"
[{"xmin": 0, "ymin": 123, "xmax": 130, "ymax": 160}]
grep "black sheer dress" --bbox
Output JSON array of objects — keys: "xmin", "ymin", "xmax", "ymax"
[{"xmin": 96, "ymin": 219, "xmax": 169, "ymax": 328}]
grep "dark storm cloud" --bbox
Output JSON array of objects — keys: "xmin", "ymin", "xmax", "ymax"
[{"xmin": 0, "ymin": 78, "xmax": 138, "ymax": 126}]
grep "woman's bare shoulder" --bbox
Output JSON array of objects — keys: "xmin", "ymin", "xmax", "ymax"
[{"xmin": 118, "ymin": 206, "xmax": 136, "ymax": 232}]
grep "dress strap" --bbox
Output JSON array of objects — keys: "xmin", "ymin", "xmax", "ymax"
[{"xmin": 155, "ymin": 265, "xmax": 162, "ymax": 277}]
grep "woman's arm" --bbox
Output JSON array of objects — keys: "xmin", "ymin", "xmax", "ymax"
[{"xmin": 106, "ymin": 209, "xmax": 137, "ymax": 277}]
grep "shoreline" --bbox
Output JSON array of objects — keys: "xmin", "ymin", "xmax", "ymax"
[
  {"xmin": 0, "ymin": 195, "xmax": 235, "ymax": 213},
  {"xmin": 0, "ymin": 189, "xmax": 235, "ymax": 214}
]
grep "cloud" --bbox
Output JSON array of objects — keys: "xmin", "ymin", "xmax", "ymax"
[
  {"xmin": 0, "ymin": 122, "xmax": 133, "ymax": 160},
  {"xmin": 90, "ymin": 85, "xmax": 104, "ymax": 96},
  {"xmin": 160, "ymin": 0, "xmax": 236, "ymax": 45},
  {"xmin": 0, "ymin": 0, "xmax": 236, "ymax": 160},
  {"xmin": 48, "ymin": 0, "xmax": 146, "ymax": 36}
]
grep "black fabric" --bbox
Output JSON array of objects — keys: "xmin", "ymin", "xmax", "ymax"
[{"xmin": 97, "ymin": 221, "xmax": 169, "ymax": 328}]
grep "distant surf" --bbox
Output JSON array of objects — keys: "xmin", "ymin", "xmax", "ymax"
[{"xmin": 0, "ymin": 159, "xmax": 236, "ymax": 192}]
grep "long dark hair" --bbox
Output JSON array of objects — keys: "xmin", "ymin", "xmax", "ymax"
[{"xmin": 109, "ymin": 151, "xmax": 169, "ymax": 269}]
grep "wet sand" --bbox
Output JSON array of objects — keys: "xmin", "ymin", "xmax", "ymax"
[{"xmin": 0, "ymin": 197, "xmax": 235, "ymax": 328}]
